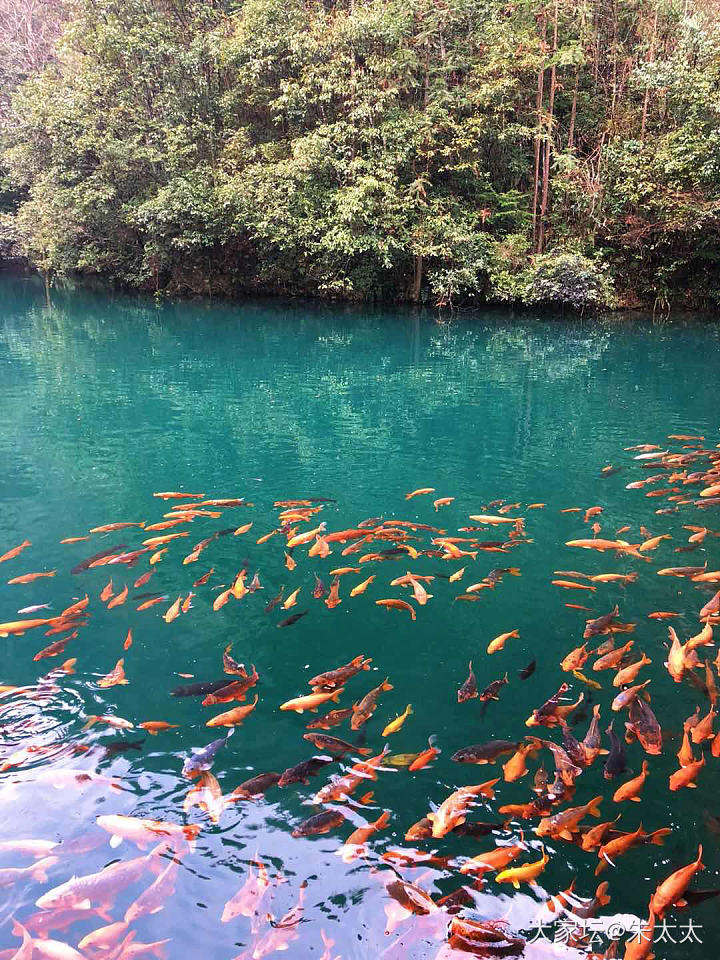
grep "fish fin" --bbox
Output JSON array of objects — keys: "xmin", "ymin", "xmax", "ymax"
[
  {"xmin": 426, "ymin": 812, "xmax": 435, "ymax": 821},
  {"xmin": 512, "ymin": 881, "xmax": 520, "ymax": 889},
  {"xmin": 688, "ymin": 783, "xmax": 697, "ymax": 788},
  {"xmin": 559, "ymin": 830, "xmax": 574, "ymax": 841},
  {"xmin": 630, "ymin": 796, "xmax": 641, "ymax": 802},
  {"xmin": 676, "ymin": 899, "xmax": 688, "ymax": 908},
  {"xmin": 110, "ymin": 834, "xmax": 123, "ymax": 848}
]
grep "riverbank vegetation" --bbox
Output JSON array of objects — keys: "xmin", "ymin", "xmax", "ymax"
[{"xmin": 1, "ymin": 0, "xmax": 719, "ymax": 309}]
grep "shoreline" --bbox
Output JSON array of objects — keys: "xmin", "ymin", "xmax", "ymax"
[{"xmin": 1, "ymin": 259, "xmax": 717, "ymax": 324}]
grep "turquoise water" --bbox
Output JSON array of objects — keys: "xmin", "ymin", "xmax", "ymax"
[{"xmin": 0, "ymin": 271, "xmax": 719, "ymax": 958}]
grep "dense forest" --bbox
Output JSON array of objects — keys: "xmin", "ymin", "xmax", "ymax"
[{"xmin": 0, "ymin": 0, "xmax": 719, "ymax": 309}]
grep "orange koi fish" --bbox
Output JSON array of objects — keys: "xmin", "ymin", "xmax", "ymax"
[
  {"xmin": 488, "ymin": 629, "xmax": 519, "ymax": 654},
  {"xmin": 206, "ymin": 695, "xmax": 259, "ymax": 728},
  {"xmin": 7, "ymin": 570, "xmax": 56, "ymax": 585},
  {"xmin": 163, "ymin": 596, "xmax": 183, "ymax": 623},
  {"xmin": 406, "ymin": 488, "xmax": 435, "ymax": 499},
  {"xmin": 350, "ymin": 575, "xmax": 375, "ymax": 597},
  {"xmin": 0, "ymin": 540, "xmax": 31, "ymax": 564},
  {"xmin": 107, "ymin": 585, "xmax": 129, "ymax": 609},
  {"xmin": 97, "ymin": 659, "xmax": 128, "ymax": 688},
  {"xmin": 376, "ymin": 598, "xmax": 416, "ymax": 619}
]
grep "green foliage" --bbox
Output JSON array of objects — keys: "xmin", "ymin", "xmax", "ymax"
[
  {"xmin": 526, "ymin": 250, "xmax": 615, "ymax": 311},
  {"xmin": 1, "ymin": 0, "xmax": 719, "ymax": 309}
]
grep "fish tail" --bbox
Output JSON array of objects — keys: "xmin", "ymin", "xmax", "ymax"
[
  {"xmin": 375, "ymin": 811, "xmax": 391, "ymax": 829},
  {"xmin": 406, "ymin": 704, "xmax": 413, "ymax": 716},
  {"xmin": 595, "ymin": 882, "xmax": 611, "ymax": 906},
  {"xmin": 146, "ymin": 942, "xmax": 170, "ymax": 959},
  {"xmin": 588, "ymin": 796, "xmax": 603, "ymax": 817},
  {"xmin": 647, "ymin": 828, "xmax": 671, "ymax": 845}
]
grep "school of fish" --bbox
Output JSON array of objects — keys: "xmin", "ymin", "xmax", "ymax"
[{"xmin": 1, "ymin": 434, "xmax": 720, "ymax": 958}]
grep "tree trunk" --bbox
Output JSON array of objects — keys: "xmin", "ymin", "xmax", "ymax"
[
  {"xmin": 411, "ymin": 255, "xmax": 423, "ymax": 302},
  {"xmin": 538, "ymin": 0, "xmax": 558, "ymax": 253},
  {"xmin": 641, "ymin": 3, "xmax": 659, "ymax": 139},
  {"xmin": 568, "ymin": 64, "xmax": 579, "ymax": 149},
  {"xmin": 532, "ymin": 12, "xmax": 547, "ymax": 253}
]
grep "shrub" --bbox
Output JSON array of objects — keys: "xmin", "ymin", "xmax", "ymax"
[{"xmin": 525, "ymin": 250, "xmax": 614, "ymax": 311}]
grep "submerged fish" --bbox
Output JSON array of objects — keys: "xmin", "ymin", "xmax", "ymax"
[
  {"xmin": 351, "ymin": 677, "xmax": 393, "ymax": 729},
  {"xmin": 172, "ymin": 679, "xmax": 229, "ymax": 697},
  {"xmin": 36, "ymin": 852, "xmax": 154, "ymax": 910},
  {"xmin": 309, "ymin": 655, "xmax": 372, "ymax": 690},
  {"xmin": 604, "ymin": 721, "xmax": 628, "ymax": 779},
  {"xmin": 479, "ymin": 674, "xmax": 509, "ymax": 702},
  {"xmin": 71, "ymin": 545, "xmax": 127, "ymax": 575},
  {"xmin": 0, "ymin": 539, "xmax": 32, "ymax": 564},
  {"xmin": 182, "ymin": 729, "xmax": 234, "ymax": 778},
  {"xmin": 277, "ymin": 610, "xmax": 309, "ymax": 628},
  {"xmin": 451, "ymin": 740, "xmax": 518, "ymax": 764},
  {"xmin": 292, "ymin": 810, "xmax": 345, "ymax": 837},
  {"xmin": 382, "ymin": 704, "xmax": 413, "ymax": 736},
  {"xmin": 303, "ymin": 733, "xmax": 371, "ymax": 756},
  {"xmin": 458, "ymin": 660, "xmax": 478, "ymax": 702},
  {"xmin": 518, "ymin": 659, "xmax": 536, "ymax": 680},
  {"xmin": 278, "ymin": 755, "xmax": 334, "ymax": 787}
]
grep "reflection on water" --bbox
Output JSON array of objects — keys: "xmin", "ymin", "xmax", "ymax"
[{"xmin": 0, "ymin": 271, "xmax": 718, "ymax": 957}]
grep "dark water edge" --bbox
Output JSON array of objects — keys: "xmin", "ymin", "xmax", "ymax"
[{"xmin": 3, "ymin": 258, "xmax": 718, "ymax": 324}]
